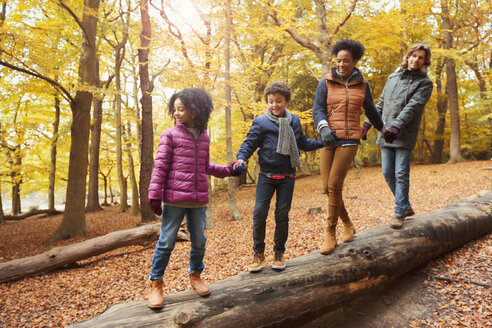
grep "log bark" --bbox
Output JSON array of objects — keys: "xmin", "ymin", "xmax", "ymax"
[
  {"xmin": 72, "ymin": 194, "xmax": 492, "ymax": 328},
  {"xmin": 0, "ymin": 223, "xmax": 189, "ymax": 283}
]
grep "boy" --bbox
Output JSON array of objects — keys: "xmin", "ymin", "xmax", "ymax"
[{"xmin": 232, "ymin": 81, "xmax": 324, "ymax": 272}]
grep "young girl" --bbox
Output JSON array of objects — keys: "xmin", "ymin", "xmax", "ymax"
[
  {"xmin": 232, "ymin": 81, "xmax": 324, "ymax": 272},
  {"xmin": 147, "ymin": 88, "xmax": 238, "ymax": 309}
]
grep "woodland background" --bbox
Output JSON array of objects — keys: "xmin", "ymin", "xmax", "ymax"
[{"xmin": 0, "ymin": 0, "xmax": 491, "ymax": 238}]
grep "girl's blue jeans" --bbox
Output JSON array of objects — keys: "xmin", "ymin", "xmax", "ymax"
[
  {"xmin": 149, "ymin": 205, "xmax": 207, "ymax": 281},
  {"xmin": 252, "ymin": 174, "xmax": 295, "ymax": 254}
]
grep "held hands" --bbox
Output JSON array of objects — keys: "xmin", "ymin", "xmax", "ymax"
[
  {"xmin": 230, "ymin": 159, "xmax": 246, "ymax": 176},
  {"xmin": 147, "ymin": 199, "xmax": 162, "ymax": 216},
  {"xmin": 361, "ymin": 122, "xmax": 372, "ymax": 140},
  {"xmin": 383, "ymin": 125, "xmax": 399, "ymax": 143},
  {"xmin": 319, "ymin": 126, "xmax": 337, "ymax": 145}
]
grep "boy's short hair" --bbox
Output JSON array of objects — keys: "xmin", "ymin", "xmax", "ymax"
[
  {"xmin": 331, "ymin": 38, "xmax": 365, "ymax": 61},
  {"xmin": 264, "ymin": 81, "xmax": 291, "ymax": 103},
  {"xmin": 401, "ymin": 43, "xmax": 432, "ymax": 69}
]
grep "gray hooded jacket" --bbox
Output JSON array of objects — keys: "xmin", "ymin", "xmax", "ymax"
[{"xmin": 373, "ymin": 67, "xmax": 433, "ymax": 150}]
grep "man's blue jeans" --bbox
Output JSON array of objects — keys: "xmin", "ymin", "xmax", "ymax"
[
  {"xmin": 252, "ymin": 174, "xmax": 295, "ymax": 254},
  {"xmin": 149, "ymin": 205, "xmax": 207, "ymax": 281},
  {"xmin": 381, "ymin": 147, "xmax": 412, "ymax": 217}
]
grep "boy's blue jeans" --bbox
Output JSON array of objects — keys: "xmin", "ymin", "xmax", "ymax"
[
  {"xmin": 252, "ymin": 174, "xmax": 295, "ymax": 254},
  {"xmin": 149, "ymin": 205, "xmax": 207, "ymax": 281},
  {"xmin": 381, "ymin": 147, "xmax": 412, "ymax": 217}
]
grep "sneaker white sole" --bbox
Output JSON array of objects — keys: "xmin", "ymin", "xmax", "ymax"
[
  {"xmin": 247, "ymin": 260, "xmax": 266, "ymax": 272},
  {"xmin": 271, "ymin": 263, "xmax": 286, "ymax": 270}
]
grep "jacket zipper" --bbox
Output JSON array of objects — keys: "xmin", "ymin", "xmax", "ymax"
[
  {"xmin": 345, "ymin": 84, "xmax": 349, "ymax": 138},
  {"xmin": 194, "ymin": 138, "xmax": 199, "ymax": 202}
]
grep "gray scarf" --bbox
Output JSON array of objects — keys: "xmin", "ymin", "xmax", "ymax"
[{"xmin": 265, "ymin": 108, "xmax": 300, "ymax": 168}]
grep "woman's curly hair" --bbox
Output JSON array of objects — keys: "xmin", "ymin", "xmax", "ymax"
[
  {"xmin": 331, "ymin": 38, "xmax": 365, "ymax": 61},
  {"xmin": 264, "ymin": 81, "xmax": 291, "ymax": 103},
  {"xmin": 168, "ymin": 88, "xmax": 213, "ymax": 132}
]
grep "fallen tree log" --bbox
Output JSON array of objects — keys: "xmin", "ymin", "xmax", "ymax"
[
  {"xmin": 0, "ymin": 222, "xmax": 189, "ymax": 283},
  {"xmin": 72, "ymin": 193, "xmax": 492, "ymax": 328},
  {"xmin": 4, "ymin": 209, "xmax": 62, "ymax": 221}
]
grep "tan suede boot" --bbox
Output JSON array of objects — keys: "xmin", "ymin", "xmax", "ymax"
[
  {"xmin": 190, "ymin": 272, "xmax": 211, "ymax": 297},
  {"xmin": 148, "ymin": 280, "xmax": 164, "ymax": 309},
  {"xmin": 340, "ymin": 215, "xmax": 356, "ymax": 243},
  {"xmin": 320, "ymin": 218, "xmax": 337, "ymax": 255}
]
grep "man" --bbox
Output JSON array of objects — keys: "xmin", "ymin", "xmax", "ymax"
[{"xmin": 362, "ymin": 44, "xmax": 433, "ymax": 229}]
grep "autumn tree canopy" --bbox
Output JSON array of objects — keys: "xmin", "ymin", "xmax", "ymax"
[{"xmin": 0, "ymin": 0, "xmax": 490, "ymax": 231}]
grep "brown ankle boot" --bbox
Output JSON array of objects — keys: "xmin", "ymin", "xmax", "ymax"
[
  {"xmin": 190, "ymin": 272, "xmax": 211, "ymax": 297},
  {"xmin": 340, "ymin": 216, "xmax": 356, "ymax": 243},
  {"xmin": 320, "ymin": 218, "xmax": 337, "ymax": 255},
  {"xmin": 148, "ymin": 280, "xmax": 164, "ymax": 309}
]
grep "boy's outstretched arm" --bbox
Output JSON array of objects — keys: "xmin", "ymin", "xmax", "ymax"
[{"xmin": 236, "ymin": 118, "xmax": 262, "ymax": 162}]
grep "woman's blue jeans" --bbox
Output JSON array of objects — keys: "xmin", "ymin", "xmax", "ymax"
[
  {"xmin": 381, "ymin": 147, "xmax": 412, "ymax": 217},
  {"xmin": 149, "ymin": 205, "xmax": 207, "ymax": 281},
  {"xmin": 252, "ymin": 174, "xmax": 295, "ymax": 254}
]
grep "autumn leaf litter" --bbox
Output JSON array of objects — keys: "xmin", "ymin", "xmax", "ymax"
[{"xmin": 0, "ymin": 160, "xmax": 491, "ymax": 327}]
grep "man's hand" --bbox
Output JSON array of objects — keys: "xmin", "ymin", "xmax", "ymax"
[
  {"xmin": 319, "ymin": 126, "xmax": 336, "ymax": 145},
  {"xmin": 361, "ymin": 122, "xmax": 372, "ymax": 140},
  {"xmin": 383, "ymin": 125, "xmax": 399, "ymax": 143},
  {"xmin": 147, "ymin": 199, "xmax": 162, "ymax": 216},
  {"xmin": 231, "ymin": 159, "xmax": 246, "ymax": 176}
]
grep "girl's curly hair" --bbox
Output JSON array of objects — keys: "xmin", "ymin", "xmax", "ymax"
[
  {"xmin": 331, "ymin": 38, "xmax": 365, "ymax": 61},
  {"xmin": 168, "ymin": 88, "xmax": 213, "ymax": 132}
]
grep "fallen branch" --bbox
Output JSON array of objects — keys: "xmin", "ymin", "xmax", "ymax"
[
  {"xmin": 423, "ymin": 271, "xmax": 491, "ymax": 288},
  {"xmin": 71, "ymin": 193, "xmax": 492, "ymax": 328},
  {"xmin": 4, "ymin": 209, "xmax": 62, "ymax": 221},
  {"xmin": 0, "ymin": 222, "xmax": 189, "ymax": 283}
]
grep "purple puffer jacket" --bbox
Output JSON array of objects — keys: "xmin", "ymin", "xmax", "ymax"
[{"xmin": 148, "ymin": 124, "xmax": 232, "ymax": 204}]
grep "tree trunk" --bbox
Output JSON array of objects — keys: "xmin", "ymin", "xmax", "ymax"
[
  {"xmin": 125, "ymin": 123, "xmax": 140, "ymax": 216},
  {"xmin": 441, "ymin": 0, "xmax": 464, "ymax": 164},
  {"xmin": 0, "ymin": 223, "xmax": 189, "ymax": 283},
  {"xmin": 432, "ymin": 60, "xmax": 447, "ymax": 163},
  {"xmin": 0, "ymin": 179, "xmax": 4, "ymax": 225},
  {"xmin": 87, "ymin": 62, "xmax": 113, "ymax": 212},
  {"xmin": 71, "ymin": 193, "xmax": 492, "ymax": 328},
  {"xmin": 11, "ymin": 173, "xmax": 21, "ymax": 215},
  {"xmin": 48, "ymin": 0, "xmax": 101, "ymax": 242},
  {"xmin": 114, "ymin": 10, "xmax": 129, "ymax": 213},
  {"xmin": 138, "ymin": 0, "xmax": 156, "ymax": 223},
  {"xmin": 225, "ymin": 0, "xmax": 242, "ymax": 221},
  {"xmin": 9, "ymin": 145, "xmax": 22, "ymax": 215},
  {"xmin": 48, "ymin": 95, "xmax": 60, "ymax": 212}
]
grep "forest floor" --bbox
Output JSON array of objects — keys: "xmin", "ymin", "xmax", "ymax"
[{"xmin": 0, "ymin": 160, "xmax": 491, "ymax": 327}]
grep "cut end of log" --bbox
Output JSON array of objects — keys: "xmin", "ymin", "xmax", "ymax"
[{"xmin": 174, "ymin": 309, "xmax": 193, "ymax": 325}]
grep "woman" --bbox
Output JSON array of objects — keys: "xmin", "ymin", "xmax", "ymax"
[{"xmin": 312, "ymin": 38, "xmax": 387, "ymax": 255}]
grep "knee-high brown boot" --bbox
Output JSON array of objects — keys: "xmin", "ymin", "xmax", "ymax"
[
  {"xmin": 340, "ymin": 215, "xmax": 356, "ymax": 242},
  {"xmin": 320, "ymin": 217, "xmax": 337, "ymax": 255}
]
